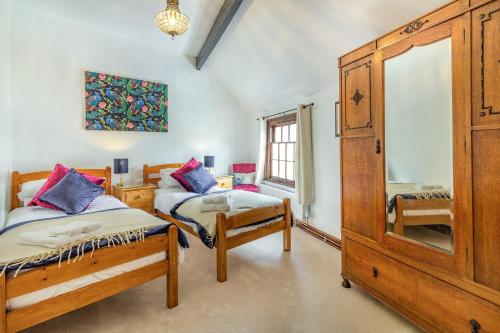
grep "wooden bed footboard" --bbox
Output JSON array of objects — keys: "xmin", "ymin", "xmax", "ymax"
[
  {"xmin": 216, "ymin": 198, "xmax": 292, "ymax": 282},
  {"xmin": 393, "ymin": 196, "xmax": 453, "ymax": 235},
  {"xmin": 0, "ymin": 225, "xmax": 179, "ymax": 333},
  {"xmin": 155, "ymin": 198, "xmax": 292, "ymax": 283}
]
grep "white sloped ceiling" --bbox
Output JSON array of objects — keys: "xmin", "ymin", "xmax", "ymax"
[{"xmin": 15, "ymin": 0, "xmax": 449, "ymax": 112}]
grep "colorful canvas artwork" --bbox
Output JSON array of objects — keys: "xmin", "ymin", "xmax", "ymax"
[{"xmin": 85, "ymin": 71, "xmax": 168, "ymax": 132}]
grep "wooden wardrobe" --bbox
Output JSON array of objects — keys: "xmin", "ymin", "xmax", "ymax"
[{"xmin": 339, "ymin": 0, "xmax": 500, "ymax": 332}]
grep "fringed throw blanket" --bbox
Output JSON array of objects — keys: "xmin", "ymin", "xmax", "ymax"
[
  {"xmin": 388, "ymin": 192, "xmax": 452, "ymax": 213},
  {"xmin": 171, "ymin": 190, "xmax": 283, "ymax": 248},
  {"xmin": 0, "ymin": 208, "xmax": 188, "ymax": 276}
]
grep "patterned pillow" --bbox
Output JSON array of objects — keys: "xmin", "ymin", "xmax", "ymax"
[
  {"xmin": 159, "ymin": 168, "xmax": 181, "ymax": 188},
  {"xmin": 170, "ymin": 158, "xmax": 201, "ymax": 192},
  {"xmin": 233, "ymin": 172, "xmax": 256, "ymax": 185},
  {"xmin": 39, "ymin": 169, "xmax": 104, "ymax": 215},
  {"xmin": 184, "ymin": 164, "xmax": 217, "ymax": 194},
  {"xmin": 29, "ymin": 164, "xmax": 105, "ymax": 210}
]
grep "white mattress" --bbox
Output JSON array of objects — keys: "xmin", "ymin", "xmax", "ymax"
[
  {"xmin": 4, "ymin": 195, "xmax": 177, "ymax": 310},
  {"xmin": 155, "ymin": 188, "xmax": 283, "ymax": 237},
  {"xmin": 7, "ymin": 252, "xmax": 165, "ymax": 310}
]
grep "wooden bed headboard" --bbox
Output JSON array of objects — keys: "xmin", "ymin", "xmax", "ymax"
[
  {"xmin": 10, "ymin": 166, "xmax": 112, "ymax": 211},
  {"xmin": 143, "ymin": 163, "xmax": 184, "ymax": 185}
]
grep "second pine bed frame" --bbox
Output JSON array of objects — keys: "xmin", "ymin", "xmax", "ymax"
[{"xmin": 143, "ymin": 163, "xmax": 292, "ymax": 282}]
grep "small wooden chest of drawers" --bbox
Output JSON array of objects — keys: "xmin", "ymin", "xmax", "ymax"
[
  {"xmin": 215, "ymin": 176, "xmax": 233, "ymax": 190},
  {"xmin": 112, "ymin": 184, "xmax": 156, "ymax": 214}
]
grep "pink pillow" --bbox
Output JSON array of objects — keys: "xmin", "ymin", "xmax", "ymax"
[
  {"xmin": 170, "ymin": 158, "xmax": 201, "ymax": 192},
  {"xmin": 29, "ymin": 164, "xmax": 105, "ymax": 209}
]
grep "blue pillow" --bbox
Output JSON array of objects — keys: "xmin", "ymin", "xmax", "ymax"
[
  {"xmin": 40, "ymin": 169, "xmax": 104, "ymax": 214},
  {"xmin": 184, "ymin": 164, "xmax": 217, "ymax": 194}
]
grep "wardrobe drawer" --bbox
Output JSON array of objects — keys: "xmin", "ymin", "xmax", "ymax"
[
  {"xmin": 344, "ymin": 239, "xmax": 416, "ymax": 310},
  {"xmin": 415, "ymin": 274, "xmax": 500, "ymax": 333}
]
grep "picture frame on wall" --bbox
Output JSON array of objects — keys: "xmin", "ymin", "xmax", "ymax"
[{"xmin": 85, "ymin": 71, "xmax": 169, "ymax": 132}]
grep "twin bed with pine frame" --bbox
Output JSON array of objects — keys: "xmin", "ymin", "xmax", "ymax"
[
  {"xmin": 143, "ymin": 163, "xmax": 292, "ymax": 283},
  {"xmin": 1, "ymin": 167, "xmax": 179, "ymax": 333}
]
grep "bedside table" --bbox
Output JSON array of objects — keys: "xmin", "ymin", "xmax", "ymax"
[
  {"xmin": 215, "ymin": 176, "xmax": 233, "ymax": 190},
  {"xmin": 113, "ymin": 183, "xmax": 156, "ymax": 214}
]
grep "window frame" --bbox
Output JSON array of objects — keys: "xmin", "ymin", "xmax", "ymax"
[{"xmin": 264, "ymin": 113, "xmax": 297, "ymax": 188}]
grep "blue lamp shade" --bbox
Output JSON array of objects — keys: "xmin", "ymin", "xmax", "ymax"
[
  {"xmin": 204, "ymin": 156, "xmax": 215, "ymax": 168},
  {"xmin": 114, "ymin": 158, "xmax": 129, "ymax": 174}
]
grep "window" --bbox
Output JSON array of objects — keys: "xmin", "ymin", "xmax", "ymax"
[{"xmin": 265, "ymin": 114, "xmax": 297, "ymax": 188}]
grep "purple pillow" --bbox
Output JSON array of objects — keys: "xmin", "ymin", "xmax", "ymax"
[
  {"xmin": 39, "ymin": 169, "xmax": 104, "ymax": 214},
  {"xmin": 184, "ymin": 164, "xmax": 217, "ymax": 194}
]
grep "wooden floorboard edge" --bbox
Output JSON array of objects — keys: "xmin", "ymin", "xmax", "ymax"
[{"xmin": 295, "ymin": 220, "xmax": 342, "ymax": 251}]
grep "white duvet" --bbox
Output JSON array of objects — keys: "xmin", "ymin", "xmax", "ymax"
[{"xmin": 4, "ymin": 195, "xmax": 169, "ymax": 311}]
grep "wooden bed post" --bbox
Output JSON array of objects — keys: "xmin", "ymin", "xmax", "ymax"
[
  {"xmin": 167, "ymin": 225, "xmax": 179, "ymax": 309},
  {"xmin": 283, "ymin": 198, "xmax": 292, "ymax": 252},
  {"xmin": 1, "ymin": 273, "xmax": 6, "ymax": 333},
  {"xmin": 11, "ymin": 171, "xmax": 20, "ymax": 211},
  {"xmin": 394, "ymin": 196, "xmax": 404, "ymax": 235},
  {"xmin": 143, "ymin": 164, "xmax": 149, "ymax": 184},
  {"xmin": 216, "ymin": 212, "xmax": 228, "ymax": 282}
]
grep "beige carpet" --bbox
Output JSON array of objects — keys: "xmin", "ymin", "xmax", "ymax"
[{"xmin": 24, "ymin": 229, "xmax": 422, "ymax": 333}]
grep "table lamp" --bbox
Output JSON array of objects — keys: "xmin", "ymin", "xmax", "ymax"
[
  {"xmin": 114, "ymin": 158, "xmax": 129, "ymax": 186},
  {"xmin": 204, "ymin": 156, "xmax": 215, "ymax": 175}
]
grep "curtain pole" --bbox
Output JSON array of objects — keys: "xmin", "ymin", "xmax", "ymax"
[{"xmin": 256, "ymin": 103, "xmax": 314, "ymax": 121}]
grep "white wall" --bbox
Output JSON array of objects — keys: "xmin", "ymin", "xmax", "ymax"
[
  {"xmin": 259, "ymin": 84, "xmax": 341, "ymax": 238},
  {"xmin": 10, "ymin": 6, "xmax": 254, "ymax": 185},
  {"xmin": 0, "ymin": 0, "xmax": 12, "ymax": 223},
  {"xmin": 306, "ymin": 86, "xmax": 341, "ymax": 237}
]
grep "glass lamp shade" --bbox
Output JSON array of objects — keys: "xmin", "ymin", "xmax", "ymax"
[
  {"xmin": 155, "ymin": 0, "xmax": 190, "ymax": 39},
  {"xmin": 204, "ymin": 156, "xmax": 215, "ymax": 168},
  {"xmin": 114, "ymin": 159, "xmax": 129, "ymax": 174}
]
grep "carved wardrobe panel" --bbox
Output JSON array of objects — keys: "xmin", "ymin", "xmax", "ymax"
[
  {"xmin": 472, "ymin": 1, "xmax": 500, "ymax": 126},
  {"xmin": 341, "ymin": 55, "xmax": 374, "ymax": 138},
  {"xmin": 341, "ymin": 137, "xmax": 378, "ymax": 240}
]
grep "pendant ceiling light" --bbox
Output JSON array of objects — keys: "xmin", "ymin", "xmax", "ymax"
[{"xmin": 155, "ymin": 0, "xmax": 190, "ymax": 39}]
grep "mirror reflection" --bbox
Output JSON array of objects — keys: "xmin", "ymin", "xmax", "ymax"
[{"xmin": 384, "ymin": 38, "xmax": 454, "ymax": 253}]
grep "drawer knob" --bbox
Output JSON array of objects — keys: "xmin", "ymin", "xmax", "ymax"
[
  {"xmin": 372, "ymin": 267, "xmax": 379, "ymax": 278},
  {"xmin": 470, "ymin": 319, "xmax": 481, "ymax": 333},
  {"xmin": 134, "ymin": 195, "xmax": 143, "ymax": 200}
]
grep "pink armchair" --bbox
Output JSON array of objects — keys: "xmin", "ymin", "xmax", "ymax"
[{"xmin": 232, "ymin": 163, "xmax": 259, "ymax": 192}]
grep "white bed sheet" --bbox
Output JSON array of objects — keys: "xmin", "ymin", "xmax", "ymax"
[
  {"xmin": 155, "ymin": 187, "xmax": 283, "ymax": 237},
  {"xmin": 5, "ymin": 195, "xmax": 128, "ymax": 229},
  {"xmin": 4, "ymin": 195, "xmax": 176, "ymax": 310}
]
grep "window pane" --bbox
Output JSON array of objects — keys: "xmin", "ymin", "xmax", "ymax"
[
  {"xmin": 287, "ymin": 162, "xmax": 294, "ymax": 180},
  {"xmin": 274, "ymin": 126, "xmax": 281, "ymax": 143},
  {"xmin": 272, "ymin": 160, "xmax": 279, "ymax": 177},
  {"xmin": 279, "ymin": 161, "xmax": 286, "ymax": 179},
  {"xmin": 282, "ymin": 125, "xmax": 289, "ymax": 142},
  {"xmin": 287, "ymin": 143, "xmax": 295, "ymax": 162},
  {"xmin": 272, "ymin": 143, "xmax": 279, "ymax": 159},
  {"xmin": 279, "ymin": 143, "xmax": 286, "ymax": 161},
  {"xmin": 289, "ymin": 124, "xmax": 297, "ymax": 142}
]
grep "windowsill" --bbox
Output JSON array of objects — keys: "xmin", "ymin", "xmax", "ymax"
[{"xmin": 261, "ymin": 180, "xmax": 296, "ymax": 194}]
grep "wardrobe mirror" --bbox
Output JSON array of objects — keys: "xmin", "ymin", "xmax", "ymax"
[{"xmin": 384, "ymin": 37, "xmax": 454, "ymax": 253}]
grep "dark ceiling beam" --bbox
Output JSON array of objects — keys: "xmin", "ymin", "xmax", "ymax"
[{"xmin": 195, "ymin": 0, "xmax": 243, "ymax": 70}]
